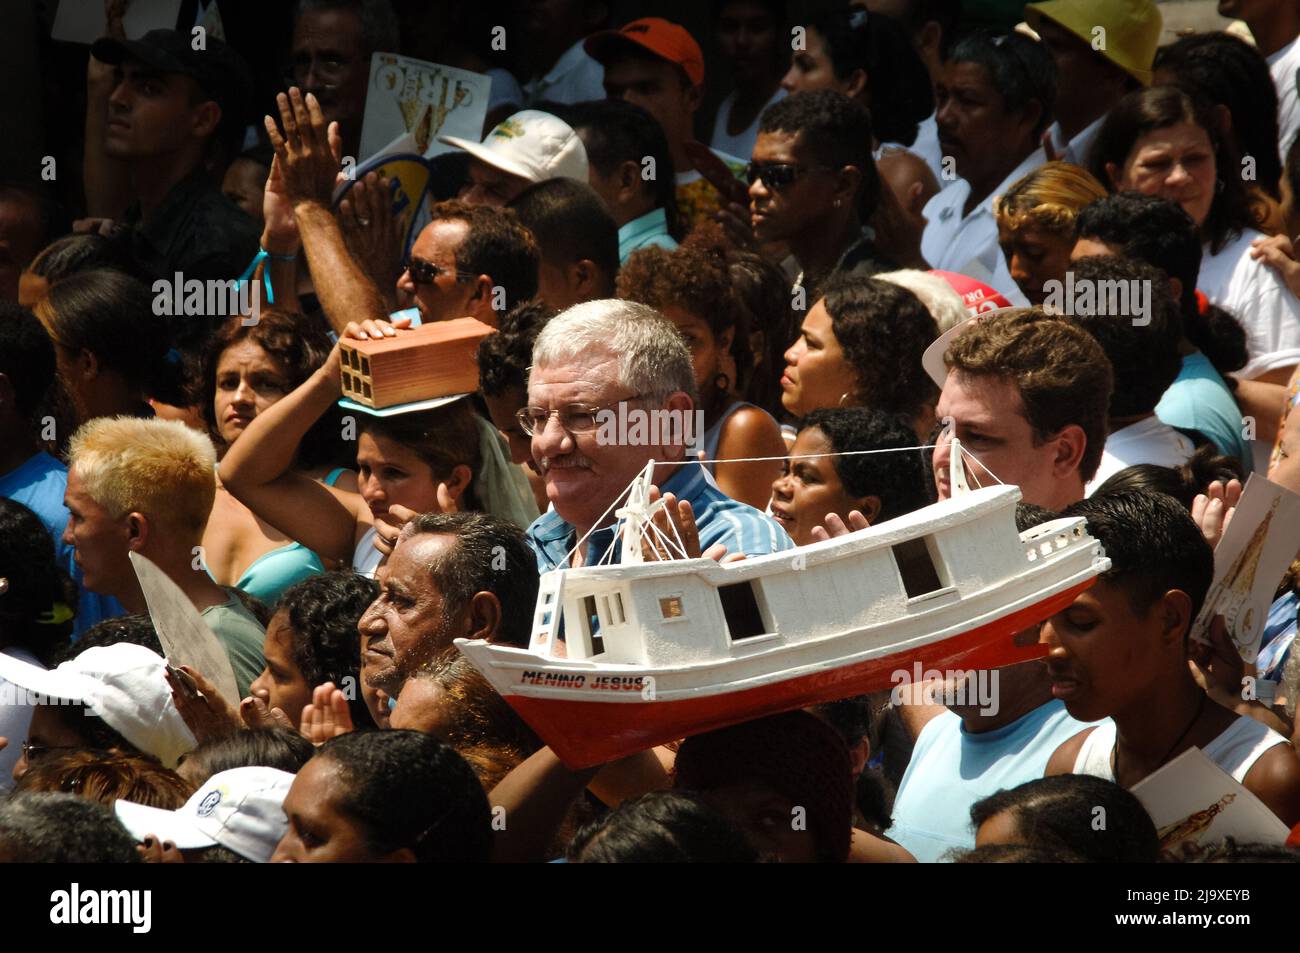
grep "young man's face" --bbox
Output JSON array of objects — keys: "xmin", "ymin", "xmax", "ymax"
[
  {"xmin": 932, "ymin": 370, "xmax": 1077, "ymax": 508},
  {"xmin": 1038, "ymin": 578, "xmax": 1181, "ymax": 724},
  {"xmin": 62, "ymin": 468, "xmax": 135, "ymax": 598},
  {"xmin": 104, "ymin": 63, "xmax": 216, "ymax": 160},
  {"xmin": 602, "ymin": 56, "xmax": 697, "ymax": 147},
  {"xmin": 748, "ymin": 130, "xmax": 841, "ymax": 245},
  {"xmin": 935, "ymin": 61, "xmax": 1036, "ymax": 189}
]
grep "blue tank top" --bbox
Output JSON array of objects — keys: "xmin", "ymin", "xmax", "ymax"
[
  {"xmin": 212, "ymin": 467, "xmax": 349, "ymax": 606},
  {"xmin": 888, "ymin": 701, "xmax": 1102, "ymax": 862}
]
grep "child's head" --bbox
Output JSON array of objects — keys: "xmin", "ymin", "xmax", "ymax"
[
  {"xmin": 566, "ymin": 791, "xmax": 759, "ymax": 863},
  {"xmin": 273, "ymin": 730, "xmax": 491, "ymax": 863},
  {"xmin": 770, "ymin": 407, "xmax": 931, "ymax": 545},
  {"xmin": 674, "ymin": 710, "xmax": 854, "ymax": 863},
  {"xmin": 971, "ymin": 775, "xmax": 1159, "ymax": 863},
  {"xmin": 1041, "ymin": 489, "xmax": 1214, "ymax": 722}
]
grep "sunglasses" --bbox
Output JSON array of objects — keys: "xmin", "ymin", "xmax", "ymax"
[
  {"xmin": 744, "ymin": 161, "xmax": 833, "ymax": 190},
  {"xmin": 406, "ymin": 258, "xmax": 477, "ymax": 286}
]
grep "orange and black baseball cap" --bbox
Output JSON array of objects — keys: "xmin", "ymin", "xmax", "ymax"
[{"xmin": 584, "ymin": 18, "xmax": 705, "ymax": 87}]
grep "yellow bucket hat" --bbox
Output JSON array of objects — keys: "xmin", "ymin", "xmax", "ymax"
[{"xmin": 1024, "ymin": 0, "xmax": 1162, "ymax": 86}]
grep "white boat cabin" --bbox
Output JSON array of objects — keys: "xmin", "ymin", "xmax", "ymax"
[{"xmin": 530, "ymin": 485, "xmax": 1090, "ymax": 667}]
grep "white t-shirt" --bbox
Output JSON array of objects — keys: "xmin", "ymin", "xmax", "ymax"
[
  {"xmin": 909, "ymin": 112, "xmax": 948, "ymax": 188},
  {"xmin": 920, "ymin": 147, "xmax": 1045, "ymax": 305},
  {"xmin": 1198, "ymin": 228, "xmax": 1300, "ymax": 379},
  {"xmin": 1268, "ymin": 36, "xmax": 1300, "ymax": 156},
  {"xmin": 1086, "ymin": 415, "xmax": 1195, "ymax": 496},
  {"xmin": 523, "ymin": 40, "xmax": 605, "ymax": 106},
  {"xmin": 710, "ymin": 87, "xmax": 786, "ymax": 161}
]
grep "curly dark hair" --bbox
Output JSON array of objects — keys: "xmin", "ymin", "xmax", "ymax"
[
  {"xmin": 1062, "ymin": 255, "xmax": 1183, "ymax": 419},
  {"xmin": 201, "ymin": 310, "xmax": 346, "ymax": 468},
  {"xmin": 424, "ymin": 199, "xmax": 540, "ymax": 312},
  {"xmin": 728, "ymin": 247, "xmax": 798, "ymax": 414},
  {"xmin": 800, "ymin": 407, "xmax": 933, "ymax": 520},
  {"xmin": 759, "ymin": 89, "xmax": 881, "ymax": 220},
  {"xmin": 476, "ymin": 298, "xmax": 556, "ymax": 397},
  {"xmin": 820, "ymin": 274, "xmax": 938, "ymax": 421},
  {"xmin": 1155, "ymin": 32, "xmax": 1281, "ymax": 200},
  {"xmin": 1074, "ymin": 192, "xmax": 1247, "ymax": 376},
  {"xmin": 0, "ymin": 498, "xmax": 77, "ymax": 663},
  {"xmin": 617, "ymin": 227, "xmax": 754, "ymax": 395},
  {"xmin": 275, "ymin": 570, "xmax": 379, "ymax": 730}
]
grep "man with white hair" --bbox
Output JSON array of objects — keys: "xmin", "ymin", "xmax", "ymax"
[
  {"xmin": 522, "ymin": 299, "xmax": 793, "ymax": 570},
  {"xmin": 63, "ymin": 417, "xmax": 265, "ymax": 696}
]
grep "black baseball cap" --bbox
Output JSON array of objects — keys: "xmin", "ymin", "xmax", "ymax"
[{"xmin": 91, "ymin": 29, "xmax": 254, "ymax": 123}]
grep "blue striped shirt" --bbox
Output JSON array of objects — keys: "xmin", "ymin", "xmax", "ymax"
[{"xmin": 526, "ymin": 461, "xmax": 793, "ymax": 572}]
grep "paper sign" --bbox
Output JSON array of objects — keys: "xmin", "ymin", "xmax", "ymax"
[
  {"xmin": 52, "ymin": 0, "xmax": 183, "ymax": 44},
  {"xmin": 128, "ymin": 551, "xmax": 240, "ymax": 705},
  {"xmin": 1190, "ymin": 473, "xmax": 1300, "ymax": 662},
  {"xmin": 1131, "ymin": 747, "xmax": 1289, "ymax": 861},
  {"xmin": 359, "ymin": 53, "xmax": 489, "ymax": 161}
]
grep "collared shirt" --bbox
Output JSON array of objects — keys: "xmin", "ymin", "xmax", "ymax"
[
  {"xmin": 1046, "ymin": 115, "xmax": 1105, "ymax": 167},
  {"xmin": 920, "ymin": 147, "xmax": 1046, "ymax": 305},
  {"xmin": 902, "ymin": 112, "xmax": 948, "ymax": 188},
  {"xmin": 618, "ymin": 207, "xmax": 678, "ymax": 263},
  {"xmin": 523, "ymin": 39, "xmax": 605, "ymax": 106},
  {"xmin": 526, "ymin": 460, "xmax": 794, "ymax": 572}
]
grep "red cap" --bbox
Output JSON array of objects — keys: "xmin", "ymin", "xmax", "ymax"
[{"xmin": 584, "ymin": 18, "xmax": 705, "ymax": 87}]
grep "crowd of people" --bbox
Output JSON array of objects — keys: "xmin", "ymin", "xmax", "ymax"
[{"xmin": 5, "ymin": 0, "xmax": 1300, "ymax": 864}]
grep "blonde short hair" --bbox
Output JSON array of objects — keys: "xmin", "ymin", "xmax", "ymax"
[
  {"xmin": 995, "ymin": 161, "xmax": 1109, "ymax": 236},
  {"xmin": 68, "ymin": 417, "xmax": 217, "ymax": 539}
]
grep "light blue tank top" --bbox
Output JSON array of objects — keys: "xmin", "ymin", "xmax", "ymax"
[
  {"xmin": 887, "ymin": 700, "xmax": 1103, "ymax": 862},
  {"xmin": 212, "ymin": 467, "xmax": 349, "ymax": 606}
]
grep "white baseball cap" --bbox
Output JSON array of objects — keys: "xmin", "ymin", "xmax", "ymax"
[
  {"xmin": 0, "ymin": 643, "xmax": 196, "ymax": 768},
  {"xmin": 115, "ymin": 766, "xmax": 295, "ymax": 863},
  {"xmin": 439, "ymin": 110, "xmax": 588, "ymax": 184}
]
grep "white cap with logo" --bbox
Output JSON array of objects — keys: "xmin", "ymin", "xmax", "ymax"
[
  {"xmin": 115, "ymin": 766, "xmax": 296, "ymax": 863},
  {"xmin": 440, "ymin": 110, "xmax": 589, "ymax": 184}
]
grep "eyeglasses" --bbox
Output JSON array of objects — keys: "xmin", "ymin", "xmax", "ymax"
[
  {"xmin": 21, "ymin": 741, "xmax": 78, "ymax": 763},
  {"xmin": 515, "ymin": 395, "xmax": 649, "ymax": 436},
  {"xmin": 744, "ymin": 161, "xmax": 833, "ymax": 190},
  {"xmin": 282, "ymin": 53, "xmax": 354, "ymax": 91},
  {"xmin": 405, "ymin": 258, "xmax": 478, "ymax": 286}
]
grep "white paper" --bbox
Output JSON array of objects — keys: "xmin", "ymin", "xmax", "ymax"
[
  {"xmin": 1131, "ymin": 747, "xmax": 1289, "ymax": 861},
  {"xmin": 128, "ymin": 552, "xmax": 240, "ymax": 705},
  {"xmin": 53, "ymin": 0, "xmax": 183, "ymax": 44},
  {"xmin": 1190, "ymin": 473, "xmax": 1300, "ymax": 662},
  {"xmin": 358, "ymin": 52, "xmax": 489, "ymax": 161}
]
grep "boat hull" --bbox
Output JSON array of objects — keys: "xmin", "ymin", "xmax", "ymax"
[{"xmin": 500, "ymin": 577, "xmax": 1093, "ymax": 768}]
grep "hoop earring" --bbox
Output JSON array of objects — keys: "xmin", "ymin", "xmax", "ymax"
[{"xmin": 714, "ymin": 372, "xmax": 731, "ymax": 395}]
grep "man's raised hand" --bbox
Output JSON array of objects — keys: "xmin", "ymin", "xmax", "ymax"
[{"xmin": 264, "ymin": 88, "xmax": 343, "ymax": 207}]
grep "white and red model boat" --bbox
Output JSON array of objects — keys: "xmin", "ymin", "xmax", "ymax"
[{"xmin": 457, "ymin": 443, "xmax": 1110, "ymax": 768}]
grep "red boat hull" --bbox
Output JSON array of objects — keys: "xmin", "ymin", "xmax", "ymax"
[{"xmin": 505, "ymin": 578, "xmax": 1094, "ymax": 768}]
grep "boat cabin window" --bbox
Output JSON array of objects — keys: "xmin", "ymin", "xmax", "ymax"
[
  {"xmin": 659, "ymin": 595, "xmax": 685, "ymax": 619},
  {"xmin": 580, "ymin": 594, "xmax": 604, "ymax": 655},
  {"xmin": 719, "ymin": 582, "xmax": 766, "ymax": 640},
  {"xmin": 603, "ymin": 592, "xmax": 626, "ymax": 626},
  {"xmin": 893, "ymin": 537, "xmax": 945, "ymax": 598}
]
